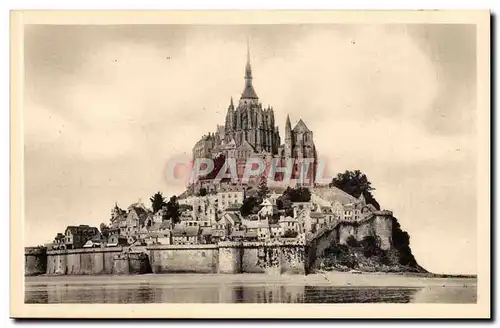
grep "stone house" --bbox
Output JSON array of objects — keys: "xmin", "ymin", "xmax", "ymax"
[
  {"xmin": 172, "ymin": 225, "xmax": 200, "ymax": 245},
  {"xmin": 217, "ymin": 190, "xmax": 244, "ymax": 211},
  {"xmin": 332, "ymin": 200, "xmax": 344, "ymax": 220},
  {"xmin": 343, "ymin": 203, "xmax": 362, "ymax": 221},
  {"xmin": 257, "ymin": 220, "xmax": 270, "ymax": 240},
  {"xmin": 200, "ymin": 228, "xmax": 213, "ymax": 244},
  {"xmin": 279, "ymin": 216, "xmax": 300, "ymax": 236},
  {"xmin": 212, "ymin": 216, "xmax": 231, "ymax": 241},
  {"xmin": 109, "ymin": 203, "xmax": 127, "ymax": 230},
  {"xmin": 124, "ymin": 201, "xmax": 151, "ymax": 238},
  {"xmin": 291, "ymin": 202, "xmax": 313, "ymax": 217},
  {"xmin": 83, "ymin": 232, "xmax": 104, "ymax": 248},
  {"xmin": 224, "ymin": 204, "xmax": 242, "ymax": 214},
  {"xmin": 52, "ymin": 233, "xmax": 66, "ymax": 250},
  {"xmin": 106, "ymin": 233, "xmax": 128, "ymax": 247},
  {"xmin": 64, "ymin": 225, "xmax": 99, "ymax": 249},
  {"xmin": 308, "ymin": 212, "xmax": 327, "ymax": 232},
  {"xmin": 145, "ymin": 230, "xmax": 171, "ymax": 246},
  {"xmin": 258, "ymin": 199, "xmax": 278, "ymax": 218},
  {"xmin": 230, "ymin": 229, "xmax": 246, "ymax": 241},
  {"xmin": 269, "ymin": 223, "xmax": 283, "ymax": 238},
  {"xmin": 222, "ymin": 212, "xmax": 242, "ymax": 231},
  {"xmin": 242, "ymin": 218, "xmax": 270, "ymax": 240}
]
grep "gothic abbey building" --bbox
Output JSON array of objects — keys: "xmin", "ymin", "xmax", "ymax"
[{"xmin": 192, "ymin": 46, "xmax": 318, "ymax": 187}]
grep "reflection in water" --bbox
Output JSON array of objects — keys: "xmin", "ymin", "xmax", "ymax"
[{"xmin": 25, "ymin": 281, "xmax": 477, "ymax": 304}]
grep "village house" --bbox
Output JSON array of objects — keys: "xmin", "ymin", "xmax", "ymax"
[
  {"xmin": 222, "ymin": 212, "xmax": 242, "ymax": 230},
  {"xmin": 257, "ymin": 220, "xmax": 270, "ymax": 240},
  {"xmin": 343, "ymin": 203, "xmax": 362, "ymax": 221},
  {"xmin": 224, "ymin": 204, "xmax": 242, "ymax": 214},
  {"xmin": 109, "ymin": 203, "xmax": 127, "ymax": 231},
  {"xmin": 269, "ymin": 223, "xmax": 283, "ymax": 238},
  {"xmin": 52, "ymin": 233, "xmax": 66, "ymax": 250},
  {"xmin": 124, "ymin": 200, "xmax": 151, "ymax": 238},
  {"xmin": 191, "ymin": 196, "xmax": 217, "ymax": 219},
  {"xmin": 244, "ymin": 230, "xmax": 259, "ymax": 241},
  {"xmin": 241, "ymin": 217, "xmax": 270, "ymax": 240},
  {"xmin": 217, "ymin": 190, "xmax": 244, "ymax": 211},
  {"xmin": 172, "ymin": 225, "xmax": 200, "ymax": 245},
  {"xmin": 229, "ymin": 229, "xmax": 246, "ymax": 241},
  {"xmin": 308, "ymin": 212, "xmax": 327, "ymax": 232},
  {"xmin": 106, "ymin": 232, "xmax": 128, "ymax": 247},
  {"xmin": 83, "ymin": 232, "xmax": 105, "ymax": 248},
  {"xmin": 316, "ymin": 205, "xmax": 335, "ymax": 224},
  {"xmin": 212, "ymin": 216, "xmax": 232, "ymax": 241},
  {"xmin": 291, "ymin": 202, "xmax": 313, "ymax": 217},
  {"xmin": 145, "ymin": 230, "xmax": 171, "ymax": 246},
  {"xmin": 200, "ymin": 227, "xmax": 213, "ymax": 244},
  {"xmin": 63, "ymin": 225, "xmax": 99, "ymax": 249},
  {"xmin": 332, "ymin": 200, "xmax": 344, "ymax": 220},
  {"xmin": 258, "ymin": 198, "xmax": 278, "ymax": 218},
  {"xmin": 279, "ymin": 216, "xmax": 300, "ymax": 237}
]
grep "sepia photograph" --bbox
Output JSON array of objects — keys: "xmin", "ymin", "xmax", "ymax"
[{"xmin": 10, "ymin": 10, "xmax": 490, "ymax": 318}]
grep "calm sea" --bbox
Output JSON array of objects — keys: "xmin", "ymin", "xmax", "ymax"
[{"xmin": 25, "ymin": 275, "xmax": 476, "ymax": 304}]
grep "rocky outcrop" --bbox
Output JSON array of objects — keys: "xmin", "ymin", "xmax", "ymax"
[{"xmin": 306, "ymin": 213, "xmax": 425, "ymax": 273}]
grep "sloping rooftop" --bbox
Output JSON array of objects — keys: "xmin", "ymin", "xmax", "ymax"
[
  {"xmin": 224, "ymin": 213, "xmax": 242, "ymax": 224},
  {"xmin": 292, "ymin": 119, "xmax": 311, "ymax": 133},
  {"xmin": 312, "ymin": 186, "xmax": 358, "ymax": 205},
  {"xmin": 172, "ymin": 225, "xmax": 200, "ymax": 237},
  {"xmin": 201, "ymin": 228, "xmax": 213, "ymax": 236},
  {"xmin": 309, "ymin": 212, "xmax": 326, "ymax": 218},
  {"xmin": 241, "ymin": 84, "xmax": 258, "ymax": 99}
]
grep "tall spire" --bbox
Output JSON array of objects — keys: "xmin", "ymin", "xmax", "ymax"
[
  {"xmin": 285, "ymin": 115, "xmax": 292, "ymax": 139},
  {"xmin": 285, "ymin": 114, "xmax": 293, "ymax": 158},
  {"xmin": 241, "ymin": 38, "xmax": 258, "ymax": 100}
]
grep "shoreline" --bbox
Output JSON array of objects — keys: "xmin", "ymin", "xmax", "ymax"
[{"xmin": 25, "ymin": 271, "xmax": 477, "ymax": 288}]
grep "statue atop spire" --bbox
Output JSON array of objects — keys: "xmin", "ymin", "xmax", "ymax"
[{"xmin": 245, "ymin": 37, "xmax": 252, "ymax": 78}]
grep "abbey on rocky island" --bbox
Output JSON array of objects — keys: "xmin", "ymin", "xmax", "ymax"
[{"xmin": 192, "ymin": 44, "xmax": 318, "ymax": 186}]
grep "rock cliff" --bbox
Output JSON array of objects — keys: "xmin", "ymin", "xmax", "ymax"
[{"xmin": 307, "ymin": 214, "xmax": 426, "ymax": 273}]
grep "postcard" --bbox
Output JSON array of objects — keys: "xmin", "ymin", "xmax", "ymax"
[{"xmin": 10, "ymin": 10, "xmax": 490, "ymax": 319}]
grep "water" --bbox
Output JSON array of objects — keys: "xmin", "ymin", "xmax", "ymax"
[{"xmin": 25, "ymin": 274, "xmax": 477, "ymax": 304}]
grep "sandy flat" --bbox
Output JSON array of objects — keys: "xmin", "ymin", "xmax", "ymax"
[{"xmin": 25, "ymin": 272, "xmax": 477, "ymax": 288}]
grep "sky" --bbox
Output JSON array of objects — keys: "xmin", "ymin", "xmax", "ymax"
[{"xmin": 24, "ymin": 24, "xmax": 477, "ymax": 274}]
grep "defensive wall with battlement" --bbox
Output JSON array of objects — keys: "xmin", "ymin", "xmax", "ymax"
[
  {"xmin": 25, "ymin": 240, "xmax": 307, "ymax": 276},
  {"xmin": 25, "ymin": 213, "xmax": 395, "ymax": 276}
]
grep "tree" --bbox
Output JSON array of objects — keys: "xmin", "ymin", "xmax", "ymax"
[
  {"xmin": 240, "ymin": 196, "xmax": 261, "ymax": 217},
  {"xmin": 283, "ymin": 186, "xmax": 311, "ymax": 202},
  {"xmin": 346, "ymin": 235, "xmax": 359, "ymax": 247},
  {"xmin": 165, "ymin": 195, "xmax": 180, "ymax": 224},
  {"xmin": 276, "ymin": 192, "xmax": 293, "ymax": 216},
  {"xmin": 360, "ymin": 235, "xmax": 380, "ymax": 257},
  {"xmin": 330, "ymin": 170, "xmax": 380, "ymax": 210},
  {"xmin": 150, "ymin": 191, "xmax": 167, "ymax": 213},
  {"xmin": 257, "ymin": 174, "xmax": 270, "ymax": 200},
  {"xmin": 99, "ymin": 223, "xmax": 110, "ymax": 239}
]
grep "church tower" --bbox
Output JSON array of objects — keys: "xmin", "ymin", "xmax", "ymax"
[
  {"xmin": 285, "ymin": 114, "xmax": 293, "ymax": 158},
  {"xmin": 239, "ymin": 40, "xmax": 258, "ymax": 105},
  {"xmin": 225, "ymin": 97, "xmax": 234, "ymax": 133}
]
